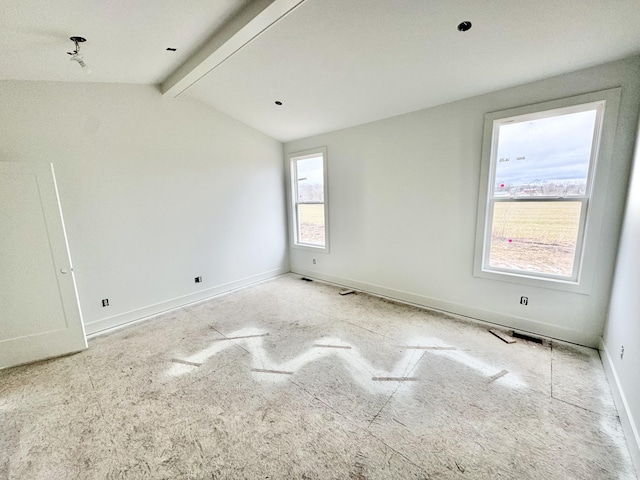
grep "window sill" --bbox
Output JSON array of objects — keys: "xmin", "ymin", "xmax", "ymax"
[
  {"xmin": 472, "ymin": 266, "xmax": 591, "ymax": 295},
  {"xmin": 292, "ymin": 243, "xmax": 329, "ymax": 254}
]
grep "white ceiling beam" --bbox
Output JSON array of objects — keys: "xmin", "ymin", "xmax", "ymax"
[{"xmin": 161, "ymin": 0, "xmax": 305, "ymax": 98}]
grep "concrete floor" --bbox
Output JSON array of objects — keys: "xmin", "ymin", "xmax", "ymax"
[{"xmin": 0, "ymin": 274, "xmax": 636, "ymax": 479}]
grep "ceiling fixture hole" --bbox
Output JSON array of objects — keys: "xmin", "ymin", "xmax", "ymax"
[
  {"xmin": 275, "ymin": 101, "xmax": 283, "ymax": 106},
  {"xmin": 457, "ymin": 21, "xmax": 472, "ymax": 32},
  {"xmin": 166, "ymin": 47, "xmax": 177, "ymax": 52},
  {"xmin": 67, "ymin": 36, "xmax": 90, "ymax": 74}
]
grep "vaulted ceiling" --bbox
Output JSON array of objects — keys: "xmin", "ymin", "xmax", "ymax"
[{"xmin": 2, "ymin": 0, "xmax": 639, "ymax": 142}]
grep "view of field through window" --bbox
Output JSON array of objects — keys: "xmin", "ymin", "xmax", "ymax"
[
  {"xmin": 489, "ymin": 202, "xmax": 582, "ymax": 277},
  {"xmin": 295, "ymin": 154, "xmax": 325, "ymax": 247},
  {"xmin": 486, "ymin": 107, "xmax": 599, "ymax": 278},
  {"xmin": 297, "ymin": 204, "xmax": 325, "ymax": 246}
]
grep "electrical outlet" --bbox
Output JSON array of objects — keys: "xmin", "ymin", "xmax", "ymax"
[
  {"xmin": 313, "ymin": 259, "xmax": 316, "ymax": 265},
  {"xmin": 195, "ymin": 276, "xmax": 202, "ymax": 283},
  {"xmin": 621, "ymin": 345, "xmax": 624, "ymax": 360},
  {"xmin": 101, "ymin": 299, "xmax": 109, "ymax": 307},
  {"xmin": 520, "ymin": 296, "xmax": 528, "ymax": 306}
]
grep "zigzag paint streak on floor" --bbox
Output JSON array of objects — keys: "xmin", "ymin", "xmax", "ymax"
[{"xmin": 165, "ymin": 327, "xmax": 524, "ymax": 391}]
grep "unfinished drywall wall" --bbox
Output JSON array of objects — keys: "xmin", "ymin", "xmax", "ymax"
[
  {"xmin": 285, "ymin": 56, "xmax": 640, "ymax": 347},
  {"xmin": 602, "ymin": 111, "xmax": 640, "ymax": 472},
  {"xmin": 0, "ymin": 81, "xmax": 288, "ymax": 334}
]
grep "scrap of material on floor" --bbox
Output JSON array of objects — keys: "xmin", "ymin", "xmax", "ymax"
[{"xmin": 0, "ymin": 274, "xmax": 636, "ymax": 479}]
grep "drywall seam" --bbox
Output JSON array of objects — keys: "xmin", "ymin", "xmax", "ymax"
[
  {"xmin": 84, "ymin": 267, "xmax": 289, "ymax": 335},
  {"xmin": 600, "ymin": 338, "xmax": 640, "ymax": 476},
  {"xmin": 292, "ymin": 268, "xmax": 600, "ymax": 347}
]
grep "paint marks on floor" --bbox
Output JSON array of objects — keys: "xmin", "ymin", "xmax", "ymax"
[
  {"xmin": 372, "ymin": 377, "xmax": 419, "ymax": 382},
  {"xmin": 166, "ymin": 328, "xmax": 524, "ymax": 391},
  {"xmin": 312, "ymin": 344, "xmax": 352, "ymax": 349},
  {"xmin": 170, "ymin": 358, "xmax": 202, "ymax": 367},
  {"xmin": 406, "ymin": 346, "xmax": 456, "ymax": 350},
  {"xmin": 165, "ymin": 328, "xmax": 424, "ymax": 393},
  {"xmin": 251, "ymin": 368, "xmax": 294, "ymax": 375},
  {"xmin": 487, "ymin": 369, "xmax": 509, "ymax": 383},
  {"xmin": 216, "ymin": 333, "xmax": 270, "ymax": 341},
  {"xmin": 410, "ymin": 337, "xmax": 525, "ymax": 388}
]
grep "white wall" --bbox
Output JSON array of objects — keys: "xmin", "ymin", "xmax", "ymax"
[
  {"xmin": 0, "ymin": 81, "xmax": 288, "ymax": 334},
  {"xmin": 602, "ymin": 107, "xmax": 640, "ymax": 471},
  {"xmin": 285, "ymin": 56, "xmax": 640, "ymax": 347}
]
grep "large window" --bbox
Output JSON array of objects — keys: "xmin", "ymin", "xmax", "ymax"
[
  {"xmin": 289, "ymin": 147, "xmax": 329, "ymax": 251},
  {"xmin": 474, "ymin": 89, "xmax": 621, "ymax": 291}
]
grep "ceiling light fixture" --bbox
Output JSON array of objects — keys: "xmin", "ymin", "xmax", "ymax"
[
  {"xmin": 67, "ymin": 36, "xmax": 91, "ymax": 74},
  {"xmin": 457, "ymin": 21, "xmax": 472, "ymax": 32}
]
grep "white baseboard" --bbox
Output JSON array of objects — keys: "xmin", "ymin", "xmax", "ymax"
[
  {"xmin": 84, "ymin": 267, "xmax": 289, "ymax": 336},
  {"xmin": 600, "ymin": 339, "xmax": 640, "ymax": 475},
  {"xmin": 292, "ymin": 268, "xmax": 600, "ymax": 347}
]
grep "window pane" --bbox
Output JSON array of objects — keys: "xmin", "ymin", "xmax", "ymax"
[
  {"xmin": 494, "ymin": 109, "xmax": 597, "ymax": 198},
  {"xmin": 297, "ymin": 204, "xmax": 325, "ymax": 246},
  {"xmin": 488, "ymin": 201, "xmax": 582, "ymax": 277},
  {"xmin": 296, "ymin": 156, "xmax": 324, "ymax": 203}
]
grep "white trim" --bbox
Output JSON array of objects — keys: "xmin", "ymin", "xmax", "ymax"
[
  {"xmin": 600, "ymin": 339, "xmax": 640, "ymax": 475},
  {"xmin": 473, "ymin": 88, "xmax": 622, "ymax": 294},
  {"xmin": 292, "ymin": 267, "xmax": 600, "ymax": 347},
  {"xmin": 84, "ymin": 267, "xmax": 289, "ymax": 336},
  {"xmin": 287, "ymin": 146, "xmax": 330, "ymax": 253}
]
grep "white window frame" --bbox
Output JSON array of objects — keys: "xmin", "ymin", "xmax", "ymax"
[
  {"xmin": 473, "ymin": 88, "xmax": 621, "ymax": 294},
  {"xmin": 288, "ymin": 147, "xmax": 329, "ymax": 252}
]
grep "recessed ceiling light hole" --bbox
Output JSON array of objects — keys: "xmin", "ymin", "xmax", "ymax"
[
  {"xmin": 457, "ymin": 21, "xmax": 472, "ymax": 32},
  {"xmin": 275, "ymin": 101, "xmax": 283, "ymax": 106},
  {"xmin": 166, "ymin": 47, "xmax": 177, "ymax": 52}
]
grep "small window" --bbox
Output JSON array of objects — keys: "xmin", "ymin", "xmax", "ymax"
[
  {"xmin": 288, "ymin": 147, "xmax": 329, "ymax": 251},
  {"xmin": 474, "ymin": 89, "xmax": 621, "ymax": 291}
]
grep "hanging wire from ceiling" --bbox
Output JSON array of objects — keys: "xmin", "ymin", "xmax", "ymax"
[{"xmin": 67, "ymin": 36, "xmax": 91, "ymax": 74}]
